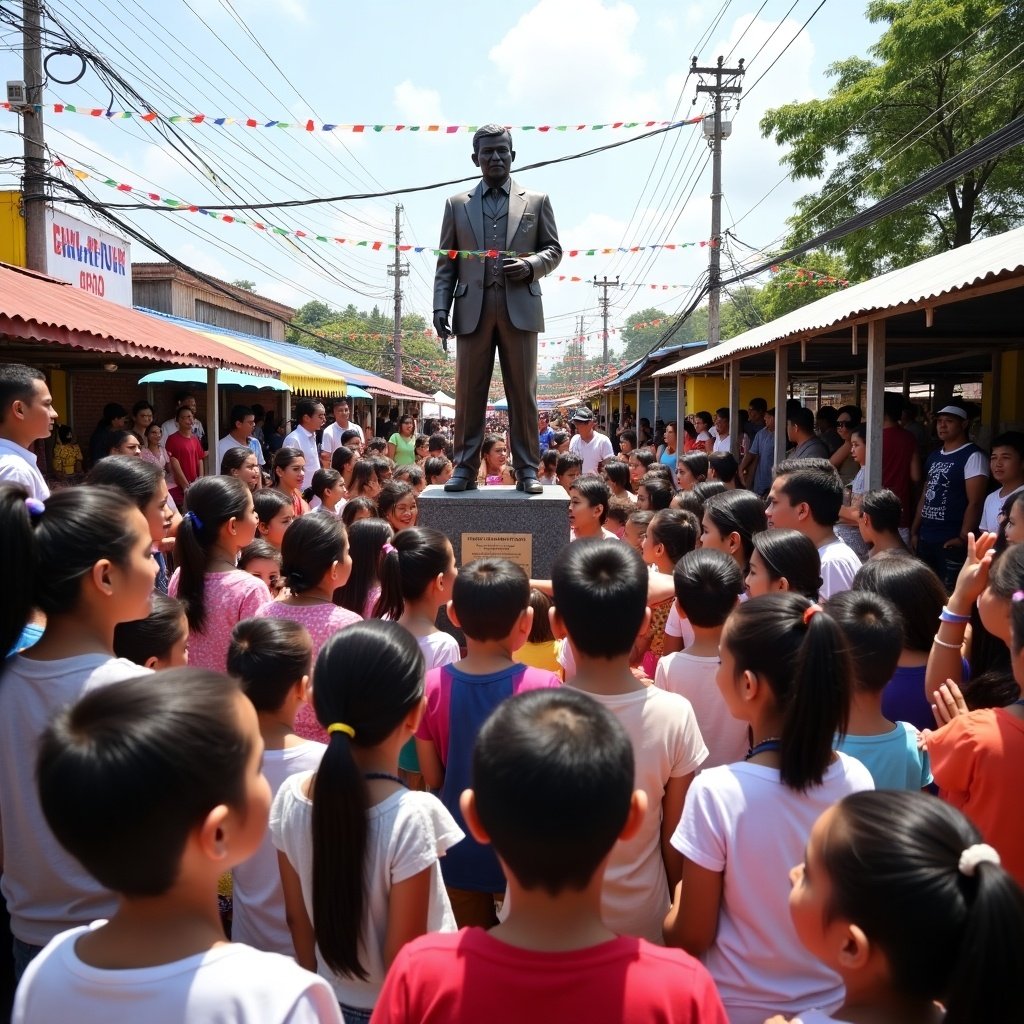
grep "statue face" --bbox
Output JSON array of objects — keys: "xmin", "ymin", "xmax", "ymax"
[{"xmin": 472, "ymin": 131, "xmax": 515, "ymax": 187}]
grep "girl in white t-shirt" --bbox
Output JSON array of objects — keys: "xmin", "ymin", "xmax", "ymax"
[
  {"xmin": 0, "ymin": 484, "xmax": 159, "ymax": 971},
  {"xmin": 663, "ymin": 594, "xmax": 874, "ymax": 1024},
  {"xmin": 270, "ymin": 620, "xmax": 462, "ymax": 1024},
  {"xmin": 168, "ymin": 475, "xmax": 269, "ymax": 671},
  {"xmin": 770, "ymin": 790, "xmax": 1024, "ymax": 1024}
]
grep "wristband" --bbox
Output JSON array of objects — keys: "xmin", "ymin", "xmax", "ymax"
[
  {"xmin": 940, "ymin": 606, "xmax": 971, "ymax": 623},
  {"xmin": 932, "ymin": 635, "xmax": 963, "ymax": 650}
]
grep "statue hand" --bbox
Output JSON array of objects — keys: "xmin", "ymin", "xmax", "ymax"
[
  {"xmin": 433, "ymin": 310, "xmax": 451, "ymax": 341},
  {"xmin": 502, "ymin": 257, "xmax": 531, "ymax": 282}
]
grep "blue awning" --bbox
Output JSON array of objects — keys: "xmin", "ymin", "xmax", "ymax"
[{"xmin": 138, "ymin": 367, "xmax": 291, "ymax": 391}]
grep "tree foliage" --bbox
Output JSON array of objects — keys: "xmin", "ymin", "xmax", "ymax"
[
  {"xmin": 285, "ymin": 300, "xmax": 451, "ymax": 391},
  {"xmin": 760, "ymin": 0, "xmax": 1024, "ymax": 277}
]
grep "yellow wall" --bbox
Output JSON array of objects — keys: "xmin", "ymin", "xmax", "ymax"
[
  {"xmin": 0, "ymin": 191, "xmax": 26, "ymax": 267},
  {"xmin": 49, "ymin": 369, "xmax": 69, "ymax": 423},
  {"xmin": 984, "ymin": 352, "xmax": 1024, "ymax": 431},
  {"xmin": 685, "ymin": 375, "xmax": 776, "ymax": 416}
]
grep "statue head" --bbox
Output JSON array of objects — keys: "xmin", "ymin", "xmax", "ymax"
[{"xmin": 472, "ymin": 124, "xmax": 515, "ymax": 188}]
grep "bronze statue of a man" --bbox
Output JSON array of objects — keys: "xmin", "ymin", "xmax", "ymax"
[{"xmin": 433, "ymin": 125, "xmax": 562, "ymax": 494}]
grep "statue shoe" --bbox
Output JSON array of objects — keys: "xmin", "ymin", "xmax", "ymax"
[
  {"xmin": 444, "ymin": 474, "xmax": 478, "ymax": 492},
  {"xmin": 516, "ymin": 475, "xmax": 544, "ymax": 495}
]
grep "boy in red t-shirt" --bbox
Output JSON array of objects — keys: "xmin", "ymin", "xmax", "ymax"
[
  {"xmin": 164, "ymin": 405, "xmax": 205, "ymax": 506},
  {"xmin": 374, "ymin": 687, "xmax": 728, "ymax": 1024}
]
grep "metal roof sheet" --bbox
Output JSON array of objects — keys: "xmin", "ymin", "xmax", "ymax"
[
  {"xmin": 138, "ymin": 309, "xmax": 433, "ymax": 401},
  {"xmin": 654, "ymin": 225, "xmax": 1024, "ymax": 376},
  {"xmin": 0, "ymin": 262, "xmax": 275, "ymax": 375}
]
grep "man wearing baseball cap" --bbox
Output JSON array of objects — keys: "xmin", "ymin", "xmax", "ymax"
[
  {"xmin": 567, "ymin": 407, "xmax": 613, "ymax": 475},
  {"xmin": 911, "ymin": 405, "xmax": 988, "ymax": 589}
]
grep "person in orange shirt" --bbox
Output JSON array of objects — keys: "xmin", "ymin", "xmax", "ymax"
[{"xmin": 924, "ymin": 557, "xmax": 1024, "ymax": 887}]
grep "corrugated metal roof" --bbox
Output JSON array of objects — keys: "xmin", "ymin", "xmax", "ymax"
[
  {"xmin": 0, "ymin": 262, "xmax": 275, "ymax": 375},
  {"xmin": 603, "ymin": 341, "xmax": 705, "ymax": 388},
  {"xmin": 654, "ymin": 225, "xmax": 1024, "ymax": 377},
  {"xmin": 138, "ymin": 308, "xmax": 433, "ymax": 402}
]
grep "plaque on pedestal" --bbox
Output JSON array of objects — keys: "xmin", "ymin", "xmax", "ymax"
[{"xmin": 416, "ymin": 484, "xmax": 569, "ymax": 578}]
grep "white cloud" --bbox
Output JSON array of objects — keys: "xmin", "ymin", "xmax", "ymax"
[
  {"xmin": 393, "ymin": 80, "xmax": 446, "ymax": 126},
  {"xmin": 489, "ymin": 0, "xmax": 657, "ymax": 118}
]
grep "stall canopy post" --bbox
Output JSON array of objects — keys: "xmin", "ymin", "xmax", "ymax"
[
  {"xmin": 284, "ymin": 388, "xmax": 292, "ymax": 429},
  {"xmin": 636, "ymin": 378, "xmax": 641, "ymax": 426},
  {"xmin": 729, "ymin": 360, "xmax": 740, "ymax": 458},
  {"xmin": 773, "ymin": 346, "xmax": 789, "ymax": 472},
  {"xmin": 676, "ymin": 373, "xmax": 684, "ymax": 443},
  {"xmin": 206, "ymin": 366, "xmax": 220, "ymax": 476},
  {"xmin": 866, "ymin": 319, "xmax": 885, "ymax": 491},
  {"xmin": 653, "ymin": 375, "xmax": 660, "ymax": 425}
]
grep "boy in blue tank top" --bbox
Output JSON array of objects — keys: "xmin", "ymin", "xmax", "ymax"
[{"xmin": 414, "ymin": 558, "xmax": 560, "ymax": 928}]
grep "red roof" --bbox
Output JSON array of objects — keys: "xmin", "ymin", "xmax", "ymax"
[{"xmin": 0, "ymin": 262, "xmax": 276, "ymax": 375}]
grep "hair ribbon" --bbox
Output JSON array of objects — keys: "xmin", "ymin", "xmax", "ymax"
[
  {"xmin": 1013, "ymin": 591, "xmax": 1024, "ymax": 603},
  {"xmin": 24, "ymin": 496, "xmax": 45, "ymax": 520},
  {"xmin": 185, "ymin": 510, "xmax": 204, "ymax": 530},
  {"xmin": 327, "ymin": 722, "xmax": 355, "ymax": 738},
  {"xmin": 802, "ymin": 603, "xmax": 823, "ymax": 625},
  {"xmin": 382, "ymin": 542, "xmax": 397, "ymax": 555},
  {"xmin": 958, "ymin": 843, "xmax": 1000, "ymax": 876}
]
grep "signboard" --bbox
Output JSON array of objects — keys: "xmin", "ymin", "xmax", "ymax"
[
  {"xmin": 45, "ymin": 208, "xmax": 132, "ymax": 307},
  {"xmin": 461, "ymin": 532, "xmax": 532, "ymax": 576}
]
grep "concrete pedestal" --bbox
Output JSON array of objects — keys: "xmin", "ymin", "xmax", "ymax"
[{"xmin": 416, "ymin": 484, "xmax": 569, "ymax": 578}]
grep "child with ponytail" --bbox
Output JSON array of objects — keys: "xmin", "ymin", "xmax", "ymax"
[
  {"xmin": 168, "ymin": 475, "xmax": 267, "ymax": 671},
  {"xmin": 0, "ymin": 483, "xmax": 158, "ymax": 972},
  {"xmin": 375, "ymin": 527, "xmax": 461, "ymax": 783},
  {"xmin": 257, "ymin": 512, "xmax": 361, "ymax": 743},
  {"xmin": 335, "ymin": 518, "xmax": 394, "ymax": 619},
  {"xmin": 270, "ymin": 621, "xmax": 463, "ymax": 1023},
  {"xmin": 772, "ymin": 789, "xmax": 1024, "ymax": 1024},
  {"xmin": 663, "ymin": 594, "xmax": 874, "ymax": 1024}
]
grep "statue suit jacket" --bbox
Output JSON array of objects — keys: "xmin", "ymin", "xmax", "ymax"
[{"xmin": 433, "ymin": 178, "xmax": 562, "ymax": 336}]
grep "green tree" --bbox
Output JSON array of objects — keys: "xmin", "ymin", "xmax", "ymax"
[
  {"xmin": 756, "ymin": 250, "xmax": 854, "ymax": 322},
  {"xmin": 232, "ymin": 278, "xmax": 257, "ymax": 292},
  {"xmin": 761, "ymin": 0, "xmax": 1024, "ymax": 277}
]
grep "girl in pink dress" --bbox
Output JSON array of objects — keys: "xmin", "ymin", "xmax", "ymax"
[
  {"xmin": 168, "ymin": 476, "xmax": 269, "ymax": 671},
  {"xmin": 256, "ymin": 512, "xmax": 361, "ymax": 742}
]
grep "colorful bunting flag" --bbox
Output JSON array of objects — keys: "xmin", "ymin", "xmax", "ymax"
[
  {"xmin": 3, "ymin": 102, "xmax": 701, "ymax": 135},
  {"xmin": 51, "ymin": 158, "xmax": 717, "ymax": 258}
]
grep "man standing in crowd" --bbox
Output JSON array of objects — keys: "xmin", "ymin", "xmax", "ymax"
[
  {"xmin": 881, "ymin": 392, "xmax": 921, "ymax": 532},
  {"xmin": 568, "ymin": 407, "xmax": 613, "ymax": 474},
  {"xmin": 165, "ymin": 406, "xmax": 205, "ymax": 507},
  {"xmin": 0, "ymin": 364, "xmax": 58, "ymax": 501},
  {"xmin": 712, "ymin": 408, "xmax": 732, "ymax": 452},
  {"xmin": 740, "ymin": 407, "xmax": 776, "ymax": 497},
  {"xmin": 787, "ymin": 406, "xmax": 830, "ymax": 460},
  {"xmin": 282, "ymin": 398, "xmax": 326, "ymax": 491},
  {"xmin": 538, "ymin": 411, "xmax": 555, "ymax": 453},
  {"xmin": 216, "ymin": 405, "xmax": 265, "ymax": 474},
  {"xmin": 160, "ymin": 392, "xmax": 204, "ymax": 448},
  {"xmin": 743, "ymin": 398, "xmax": 767, "ymax": 450},
  {"xmin": 912, "ymin": 404, "xmax": 988, "ymax": 589},
  {"xmin": 321, "ymin": 397, "xmax": 364, "ymax": 466}
]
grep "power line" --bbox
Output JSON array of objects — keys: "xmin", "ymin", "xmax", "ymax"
[{"xmin": 743, "ymin": 0, "xmax": 828, "ymax": 100}]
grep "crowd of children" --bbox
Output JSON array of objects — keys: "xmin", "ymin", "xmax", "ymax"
[{"xmin": 1, "ymin": 366, "xmax": 1023, "ymax": 1024}]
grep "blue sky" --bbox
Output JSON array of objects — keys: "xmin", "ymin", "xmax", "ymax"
[{"xmin": 0, "ymin": 1, "xmax": 881, "ymax": 370}]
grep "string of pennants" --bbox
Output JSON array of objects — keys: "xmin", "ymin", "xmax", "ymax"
[
  {"xmin": 769, "ymin": 265, "xmax": 850, "ymax": 288},
  {"xmin": 5, "ymin": 102, "xmax": 699, "ymax": 135},
  {"xmin": 51, "ymin": 158, "xmax": 717, "ymax": 258}
]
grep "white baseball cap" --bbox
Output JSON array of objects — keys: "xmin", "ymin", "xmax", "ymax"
[{"xmin": 935, "ymin": 405, "xmax": 968, "ymax": 420}]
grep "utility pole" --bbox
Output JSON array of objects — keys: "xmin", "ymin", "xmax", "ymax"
[
  {"xmin": 693, "ymin": 55, "xmax": 744, "ymax": 346},
  {"xmin": 592, "ymin": 275, "xmax": 620, "ymax": 366},
  {"xmin": 387, "ymin": 204, "xmax": 409, "ymax": 384},
  {"xmin": 22, "ymin": 0, "xmax": 48, "ymax": 272}
]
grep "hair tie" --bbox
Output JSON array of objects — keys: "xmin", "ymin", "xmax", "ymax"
[
  {"xmin": 1013, "ymin": 591, "xmax": 1024, "ymax": 603},
  {"xmin": 958, "ymin": 843, "xmax": 1000, "ymax": 876},
  {"xmin": 327, "ymin": 722, "xmax": 355, "ymax": 738},
  {"xmin": 24, "ymin": 496, "xmax": 45, "ymax": 520},
  {"xmin": 185, "ymin": 510, "xmax": 204, "ymax": 530},
  {"xmin": 382, "ymin": 542, "xmax": 397, "ymax": 555},
  {"xmin": 802, "ymin": 603, "xmax": 823, "ymax": 625}
]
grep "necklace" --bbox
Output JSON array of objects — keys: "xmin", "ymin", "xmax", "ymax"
[
  {"xmin": 746, "ymin": 736, "xmax": 783, "ymax": 760},
  {"xmin": 364, "ymin": 772, "xmax": 408, "ymax": 788}
]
